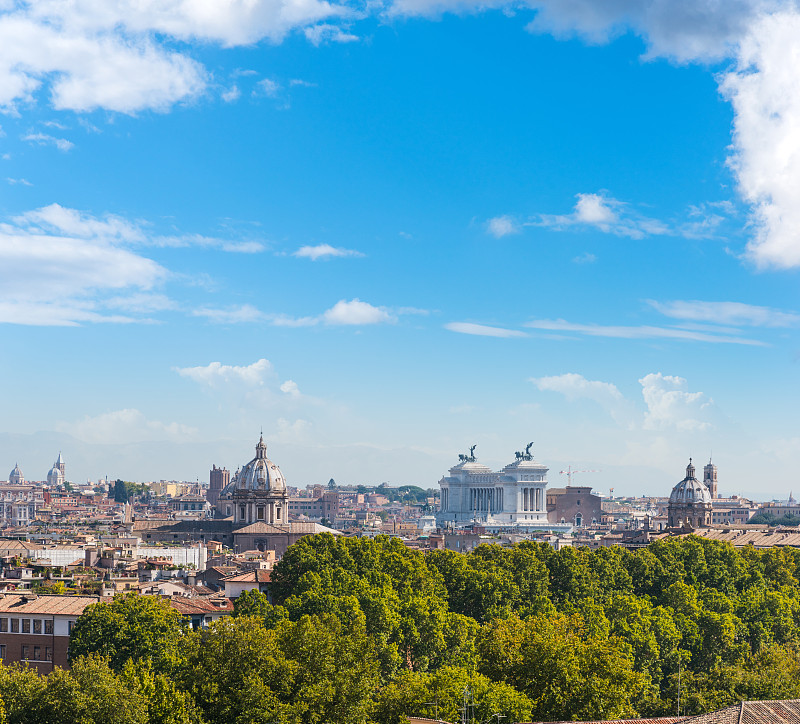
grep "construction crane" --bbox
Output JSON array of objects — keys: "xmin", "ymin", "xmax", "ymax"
[{"xmin": 559, "ymin": 465, "xmax": 600, "ymax": 487}]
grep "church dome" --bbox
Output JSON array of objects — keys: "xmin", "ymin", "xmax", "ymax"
[
  {"xmin": 669, "ymin": 459, "xmax": 712, "ymax": 505},
  {"xmin": 235, "ymin": 436, "xmax": 286, "ymax": 492},
  {"xmin": 9, "ymin": 464, "xmax": 23, "ymax": 484}
]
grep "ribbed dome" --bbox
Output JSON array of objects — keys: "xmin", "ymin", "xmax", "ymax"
[
  {"xmin": 235, "ymin": 436, "xmax": 286, "ymax": 492},
  {"xmin": 669, "ymin": 459, "xmax": 712, "ymax": 504}
]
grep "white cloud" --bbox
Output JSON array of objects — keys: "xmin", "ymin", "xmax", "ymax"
[
  {"xmin": 0, "ymin": 207, "xmax": 166, "ymax": 326},
  {"xmin": 192, "ymin": 305, "xmax": 267, "ymax": 324},
  {"xmin": 572, "ymin": 252, "xmax": 597, "ymax": 264},
  {"xmin": 531, "ymin": 372, "xmax": 623, "ymax": 404},
  {"xmin": 538, "ymin": 192, "xmax": 669, "ymax": 239},
  {"xmin": 720, "ymin": 10, "xmax": 800, "ymax": 269},
  {"xmin": 174, "ymin": 358, "xmax": 273, "ymax": 387},
  {"xmin": 486, "ymin": 215, "xmax": 520, "ymax": 238},
  {"xmin": 22, "ymin": 133, "xmax": 74, "ymax": 152},
  {"xmin": 256, "ymin": 78, "xmax": 281, "ymax": 97},
  {"xmin": 0, "ymin": 203, "xmax": 269, "ymax": 326},
  {"xmin": 388, "ymin": 0, "xmax": 774, "ymax": 63},
  {"xmin": 304, "ymin": 23, "xmax": 359, "ymax": 45},
  {"xmin": 0, "ymin": 0, "xmax": 348, "ymax": 113},
  {"xmin": 15, "ymin": 203, "xmax": 144, "ymax": 242},
  {"xmin": 293, "ymin": 243, "xmax": 364, "ymax": 260},
  {"xmin": 221, "ymin": 85, "xmax": 240, "ymax": 103},
  {"xmin": 7, "ymin": 177, "xmax": 32, "ymax": 186},
  {"xmin": 445, "ymin": 322, "xmax": 528, "ymax": 338},
  {"xmin": 639, "ymin": 372, "xmax": 714, "ymax": 432},
  {"xmin": 648, "ymin": 299, "xmax": 800, "ymax": 327},
  {"xmin": 58, "ymin": 408, "xmax": 197, "ymax": 444},
  {"xmin": 525, "ymin": 318, "xmax": 765, "ymax": 345},
  {"xmin": 280, "ymin": 380, "xmax": 301, "ymax": 397},
  {"xmin": 322, "ymin": 298, "xmax": 395, "ymax": 325}
]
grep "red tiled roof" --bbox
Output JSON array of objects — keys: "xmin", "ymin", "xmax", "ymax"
[
  {"xmin": 682, "ymin": 700, "xmax": 800, "ymax": 723},
  {"xmin": 169, "ymin": 598, "xmax": 233, "ymax": 614},
  {"xmin": 222, "ymin": 570, "xmax": 271, "ymax": 583},
  {"xmin": 0, "ymin": 593, "xmax": 99, "ymax": 616},
  {"xmin": 524, "ymin": 718, "xmax": 685, "ymax": 724}
]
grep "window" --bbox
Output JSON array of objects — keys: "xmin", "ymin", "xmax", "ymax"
[
  {"xmin": 257, "ymin": 507, "xmax": 265, "ymax": 521},
  {"xmin": 21, "ymin": 645, "xmax": 29, "ymax": 660},
  {"xmin": 45, "ymin": 647, "xmax": 52, "ymax": 661},
  {"xmin": 33, "ymin": 619, "xmax": 41, "ymax": 634},
  {"xmin": 68, "ymin": 620, "xmax": 75, "ymax": 634},
  {"xmin": 44, "ymin": 620, "xmax": 53, "ymax": 635},
  {"xmin": 33, "ymin": 646, "xmax": 40, "ymax": 660},
  {"xmin": 0, "ymin": 618, "xmax": 6, "ymax": 632},
  {"xmin": 276, "ymin": 507, "xmax": 281, "ymax": 521},
  {"xmin": 0, "ymin": 645, "xmax": 5, "ymax": 659},
  {"xmin": 22, "ymin": 619, "xmax": 30, "ymax": 633},
  {"xmin": 10, "ymin": 619, "xmax": 19, "ymax": 633},
  {"xmin": 240, "ymin": 506, "xmax": 246, "ymax": 519}
]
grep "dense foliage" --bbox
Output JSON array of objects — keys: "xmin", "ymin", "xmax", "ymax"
[{"xmin": 7, "ymin": 534, "xmax": 800, "ymax": 724}]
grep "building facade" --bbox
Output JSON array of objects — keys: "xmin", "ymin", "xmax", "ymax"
[
  {"xmin": 0, "ymin": 485, "xmax": 44, "ymax": 526},
  {"xmin": 0, "ymin": 593, "xmax": 99, "ymax": 673},
  {"xmin": 546, "ymin": 486, "xmax": 603, "ymax": 528},
  {"xmin": 437, "ymin": 445, "xmax": 571, "ymax": 532}
]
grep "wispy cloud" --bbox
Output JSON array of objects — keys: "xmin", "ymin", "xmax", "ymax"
[
  {"xmin": 524, "ymin": 318, "xmax": 765, "ymax": 345},
  {"xmin": 537, "ymin": 192, "xmax": 669, "ymax": 239},
  {"xmin": 445, "ymin": 322, "xmax": 528, "ymax": 338},
  {"xmin": 192, "ymin": 305, "xmax": 267, "ymax": 324},
  {"xmin": 7, "ymin": 177, "xmax": 32, "ymax": 186},
  {"xmin": 531, "ymin": 372, "xmax": 622, "ymax": 403},
  {"xmin": 648, "ymin": 300, "xmax": 800, "ymax": 328},
  {"xmin": 221, "ymin": 85, "xmax": 241, "ymax": 103},
  {"xmin": 0, "ymin": 203, "xmax": 269, "ymax": 326},
  {"xmin": 22, "ymin": 132, "xmax": 74, "ymax": 152},
  {"xmin": 57, "ymin": 409, "xmax": 197, "ymax": 444},
  {"xmin": 255, "ymin": 78, "xmax": 280, "ymax": 97},
  {"xmin": 195, "ymin": 299, "xmax": 410, "ymax": 327},
  {"xmin": 292, "ymin": 244, "xmax": 364, "ymax": 260},
  {"xmin": 304, "ymin": 24, "xmax": 359, "ymax": 46},
  {"xmin": 486, "ymin": 215, "xmax": 520, "ymax": 238}
]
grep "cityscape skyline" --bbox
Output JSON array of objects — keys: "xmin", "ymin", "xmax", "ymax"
[{"xmin": 2, "ymin": 2, "xmax": 800, "ymax": 497}]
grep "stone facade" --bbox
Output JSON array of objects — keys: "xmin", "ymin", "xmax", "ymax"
[{"xmin": 437, "ymin": 445, "xmax": 571, "ymax": 532}]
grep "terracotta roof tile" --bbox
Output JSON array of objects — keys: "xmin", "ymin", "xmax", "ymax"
[{"xmin": 0, "ymin": 593, "xmax": 99, "ymax": 616}]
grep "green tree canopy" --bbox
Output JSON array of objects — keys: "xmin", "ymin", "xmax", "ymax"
[{"xmin": 69, "ymin": 593, "xmax": 187, "ymax": 674}]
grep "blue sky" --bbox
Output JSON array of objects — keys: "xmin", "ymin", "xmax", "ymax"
[{"xmin": 2, "ymin": 1, "xmax": 800, "ymax": 498}]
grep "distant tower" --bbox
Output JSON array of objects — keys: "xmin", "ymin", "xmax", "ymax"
[
  {"xmin": 56, "ymin": 451, "xmax": 65, "ymax": 477},
  {"xmin": 703, "ymin": 458, "xmax": 718, "ymax": 499},
  {"xmin": 208, "ymin": 465, "xmax": 230, "ymax": 507}
]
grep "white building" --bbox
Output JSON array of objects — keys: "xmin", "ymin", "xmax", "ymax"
[
  {"xmin": 0, "ymin": 485, "xmax": 44, "ymax": 526},
  {"xmin": 437, "ymin": 445, "xmax": 571, "ymax": 533}
]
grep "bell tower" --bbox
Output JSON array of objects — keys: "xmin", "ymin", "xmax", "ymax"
[{"xmin": 703, "ymin": 458, "xmax": 718, "ymax": 499}]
